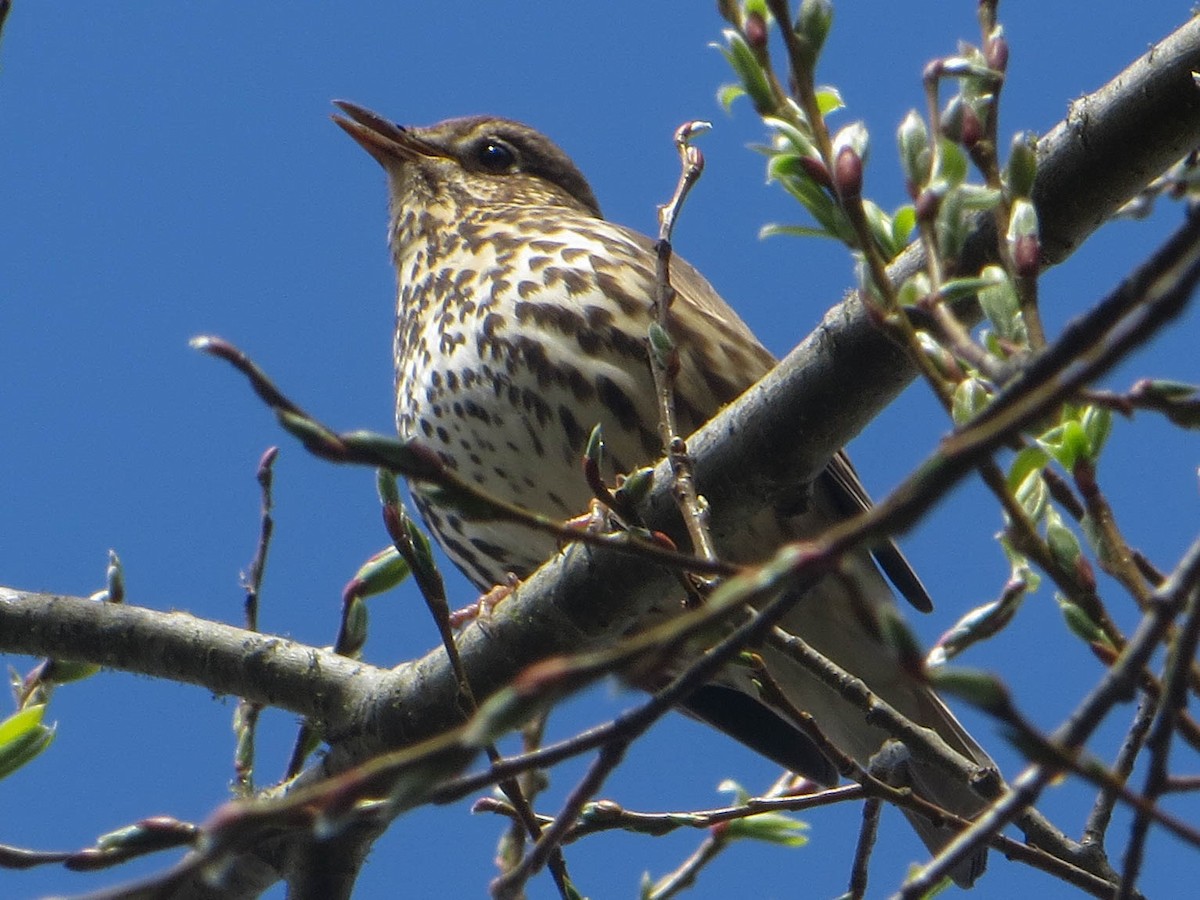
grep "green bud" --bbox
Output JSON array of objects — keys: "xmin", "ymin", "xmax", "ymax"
[
  {"xmin": 795, "ymin": 0, "xmax": 834, "ymax": 68},
  {"xmin": 1056, "ymin": 594, "xmax": 1113, "ymax": 648},
  {"xmin": 42, "ymin": 659, "xmax": 100, "ymax": 684},
  {"xmin": 831, "ymin": 120, "xmax": 869, "ymax": 162},
  {"xmin": 1007, "ymin": 198, "xmax": 1041, "ymax": 277},
  {"xmin": 647, "ymin": 321, "xmax": 675, "ymax": 369},
  {"xmin": 341, "ymin": 595, "xmax": 369, "ymax": 657},
  {"xmin": 1005, "ymin": 131, "xmax": 1038, "ymax": 198},
  {"xmin": 1046, "ymin": 513, "xmax": 1083, "ymax": 573},
  {"xmin": 976, "ymin": 265, "xmax": 1025, "ymax": 343},
  {"xmin": 1080, "ymin": 406, "xmax": 1112, "ymax": 460},
  {"xmin": 928, "ymin": 667, "xmax": 1010, "ymax": 714},
  {"xmin": 105, "ymin": 550, "xmax": 125, "ymax": 605},
  {"xmin": 614, "ymin": 466, "xmax": 655, "ymax": 507},
  {"xmin": 403, "ymin": 512, "xmax": 438, "ymax": 578},
  {"xmin": 351, "ymin": 546, "xmax": 410, "ymax": 598},
  {"xmin": 898, "ymin": 110, "xmax": 932, "ymax": 192},
  {"xmin": 951, "ymin": 376, "xmax": 990, "ymax": 425},
  {"xmin": 376, "ymin": 469, "xmax": 401, "ymax": 505}
]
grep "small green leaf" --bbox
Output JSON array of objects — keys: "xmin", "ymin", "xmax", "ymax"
[
  {"xmin": 724, "ymin": 810, "xmax": 810, "ymax": 846},
  {"xmin": 898, "ymin": 272, "xmax": 932, "ymax": 307},
  {"xmin": 1013, "ymin": 467, "xmax": 1048, "ymax": 523},
  {"xmin": 403, "ymin": 512, "xmax": 439, "ymax": 578},
  {"xmin": 932, "ymin": 137, "xmax": 968, "ymax": 189},
  {"xmin": 814, "ymin": 85, "xmax": 844, "ymax": 116},
  {"xmin": 759, "ymin": 223, "xmax": 837, "ymax": 241},
  {"xmin": 890, "ymin": 204, "xmax": 916, "ymax": 251},
  {"xmin": 935, "ymin": 185, "xmax": 968, "ymax": 261},
  {"xmin": 861, "ymin": 200, "xmax": 898, "ymax": 258},
  {"xmin": 377, "ymin": 469, "xmax": 401, "ymax": 505},
  {"xmin": 1007, "ymin": 446, "xmax": 1050, "ymax": 492},
  {"xmin": 1037, "ymin": 419, "xmax": 1090, "ymax": 470},
  {"xmin": 765, "ymin": 117, "xmax": 820, "ymax": 158},
  {"xmin": 717, "ymin": 29, "xmax": 775, "ymax": 113},
  {"xmin": 0, "ymin": 706, "xmax": 55, "ymax": 780},
  {"xmin": 717, "ymin": 82, "xmax": 747, "ymax": 112}
]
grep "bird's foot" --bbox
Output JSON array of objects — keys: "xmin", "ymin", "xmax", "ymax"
[{"xmin": 448, "ymin": 573, "xmax": 521, "ymax": 629}]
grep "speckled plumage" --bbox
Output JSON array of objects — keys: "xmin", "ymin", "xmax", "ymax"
[{"xmin": 334, "ymin": 103, "xmax": 992, "ymax": 884}]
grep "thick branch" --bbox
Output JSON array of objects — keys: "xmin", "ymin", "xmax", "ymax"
[{"xmin": 0, "ymin": 588, "xmax": 380, "ymax": 735}]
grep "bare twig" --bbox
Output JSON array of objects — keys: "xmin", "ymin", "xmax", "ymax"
[
  {"xmin": 650, "ymin": 120, "xmax": 720, "ymax": 567},
  {"xmin": 232, "ymin": 447, "xmax": 278, "ymax": 797},
  {"xmin": 848, "ymin": 798, "xmax": 882, "ymax": 900}
]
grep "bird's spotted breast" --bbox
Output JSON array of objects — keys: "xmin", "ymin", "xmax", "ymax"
[{"xmin": 393, "ymin": 208, "xmax": 677, "ymax": 585}]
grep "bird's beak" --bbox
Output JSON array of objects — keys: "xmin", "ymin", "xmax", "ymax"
[{"xmin": 332, "ymin": 100, "xmax": 443, "ymax": 168}]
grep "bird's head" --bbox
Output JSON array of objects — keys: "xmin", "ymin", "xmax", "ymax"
[{"xmin": 333, "ymin": 102, "xmax": 602, "ymax": 221}]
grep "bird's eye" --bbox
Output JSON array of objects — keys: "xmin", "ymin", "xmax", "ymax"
[{"xmin": 475, "ymin": 139, "xmax": 516, "ymax": 172}]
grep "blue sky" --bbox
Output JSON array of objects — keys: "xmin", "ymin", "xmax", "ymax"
[{"xmin": 2, "ymin": 3, "xmax": 1198, "ymax": 898}]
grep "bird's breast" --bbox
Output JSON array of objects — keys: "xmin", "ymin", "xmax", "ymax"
[{"xmin": 391, "ymin": 213, "xmax": 670, "ymax": 586}]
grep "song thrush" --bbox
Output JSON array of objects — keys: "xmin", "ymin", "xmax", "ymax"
[{"xmin": 334, "ymin": 102, "xmax": 992, "ymax": 885}]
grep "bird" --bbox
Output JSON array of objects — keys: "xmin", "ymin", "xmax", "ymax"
[{"xmin": 333, "ymin": 101, "xmax": 993, "ymax": 886}]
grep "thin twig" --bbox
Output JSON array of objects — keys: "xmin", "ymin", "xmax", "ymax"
[
  {"xmin": 232, "ymin": 447, "xmax": 278, "ymax": 797},
  {"xmin": 848, "ymin": 798, "xmax": 881, "ymax": 900},
  {"xmin": 650, "ymin": 120, "xmax": 720, "ymax": 566},
  {"xmin": 1081, "ymin": 693, "xmax": 1155, "ymax": 853}
]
